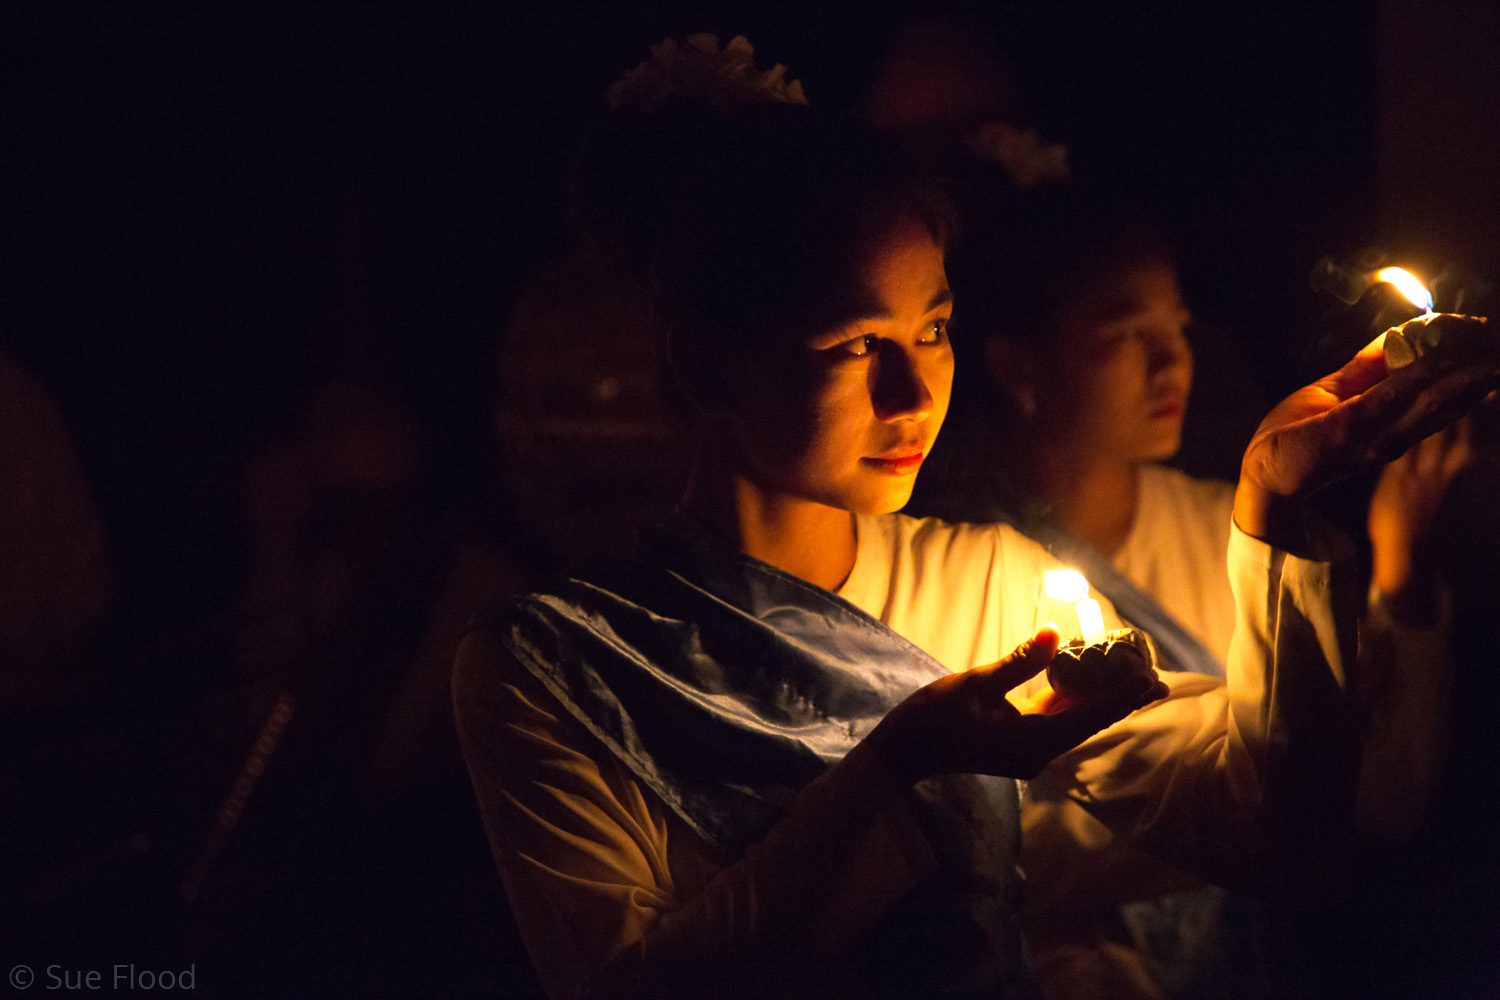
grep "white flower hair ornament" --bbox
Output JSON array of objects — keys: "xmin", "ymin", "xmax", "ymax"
[
  {"xmin": 965, "ymin": 121, "xmax": 1069, "ymax": 189},
  {"xmin": 607, "ymin": 34, "xmax": 808, "ymax": 112}
]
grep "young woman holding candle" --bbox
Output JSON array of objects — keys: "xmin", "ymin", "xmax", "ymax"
[
  {"xmin": 453, "ymin": 38, "xmax": 1498, "ymax": 999},
  {"xmin": 908, "ymin": 183, "xmax": 1474, "ymax": 997}
]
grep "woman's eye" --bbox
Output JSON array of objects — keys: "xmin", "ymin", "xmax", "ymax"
[
  {"xmin": 840, "ymin": 334, "xmax": 878, "ymax": 358},
  {"xmin": 1098, "ymin": 326, "xmax": 1140, "ymax": 348},
  {"xmin": 918, "ymin": 319, "xmax": 948, "ymax": 344}
]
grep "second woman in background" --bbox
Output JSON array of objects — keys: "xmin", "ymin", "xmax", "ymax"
[{"xmin": 910, "ymin": 181, "xmax": 1469, "ymax": 998}]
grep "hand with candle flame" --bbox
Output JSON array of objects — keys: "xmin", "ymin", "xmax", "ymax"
[
  {"xmin": 865, "ymin": 625, "xmax": 1167, "ymax": 784},
  {"xmin": 1044, "ymin": 628, "xmax": 1158, "ymax": 715},
  {"xmin": 1233, "ymin": 322, "xmax": 1499, "ymax": 551}
]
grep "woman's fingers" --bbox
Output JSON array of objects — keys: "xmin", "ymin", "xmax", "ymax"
[
  {"xmin": 1319, "ymin": 332, "xmax": 1393, "ymax": 400},
  {"xmin": 1012, "ymin": 675, "xmax": 1168, "ymax": 776},
  {"xmin": 879, "ymin": 625, "xmax": 1166, "ymax": 783},
  {"xmin": 1342, "ymin": 329, "xmax": 1500, "ymax": 466},
  {"xmin": 983, "ymin": 623, "xmax": 1061, "ymax": 692},
  {"xmin": 1441, "ymin": 415, "xmax": 1475, "ymax": 479},
  {"xmin": 1413, "ymin": 422, "xmax": 1447, "ymax": 477}
]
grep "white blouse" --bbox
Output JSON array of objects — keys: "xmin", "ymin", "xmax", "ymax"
[{"xmin": 455, "ymin": 514, "xmax": 1365, "ymax": 998}]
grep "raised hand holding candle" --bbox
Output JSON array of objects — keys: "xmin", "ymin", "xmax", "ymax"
[
  {"xmin": 1043, "ymin": 569, "xmax": 1106, "ymax": 645},
  {"xmin": 1375, "ymin": 266, "xmax": 1490, "ymax": 370}
]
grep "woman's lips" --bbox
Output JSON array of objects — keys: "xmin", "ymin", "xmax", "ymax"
[
  {"xmin": 1149, "ymin": 395, "xmax": 1185, "ymax": 419},
  {"xmin": 862, "ymin": 450, "xmax": 925, "ymax": 475}
]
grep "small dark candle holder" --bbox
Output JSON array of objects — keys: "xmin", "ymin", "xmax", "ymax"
[{"xmin": 1047, "ymin": 627, "xmax": 1154, "ymax": 708}]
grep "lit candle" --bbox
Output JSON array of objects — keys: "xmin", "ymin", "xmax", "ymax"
[
  {"xmin": 1375, "ymin": 266, "xmax": 1435, "ymax": 314},
  {"xmin": 1043, "ymin": 569, "xmax": 1106, "ymax": 645},
  {"xmin": 1371, "ymin": 266, "xmax": 1490, "ymax": 370}
]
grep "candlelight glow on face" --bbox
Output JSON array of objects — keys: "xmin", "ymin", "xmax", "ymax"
[
  {"xmin": 1044, "ymin": 569, "xmax": 1106, "ymax": 644},
  {"xmin": 1375, "ymin": 266, "xmax": 1435, "ymax": 314}
]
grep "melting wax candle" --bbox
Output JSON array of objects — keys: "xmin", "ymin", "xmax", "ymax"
[
  {"xmin": 1376, "ymin": 266, "xmax": 1435, "ymax": 314},
  {"xmin": 1043, "ymin": 569, "xmax": 1107, "ymax": 645}
]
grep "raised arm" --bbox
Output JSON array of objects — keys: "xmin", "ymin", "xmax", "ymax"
[
  {"xmin": 1030, "ymin": 328, "xmax": 1499, "ymax": 890},
  {"xmin": 1234, "ymin": 322, "xmax": 1496, "ymax": 552}
]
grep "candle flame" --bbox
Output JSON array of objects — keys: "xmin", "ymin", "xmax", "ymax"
[
  {"xmin": 1076, "ymin": 597, "xmax": 1107, "ymax": 645},
  {"xmin": 1044, "ymin": 569, "xmax": 1090, "ymax": 603},
  {"xmin": 1375, "ymin": 267, "xmax": 1434, "ymax": 313}
]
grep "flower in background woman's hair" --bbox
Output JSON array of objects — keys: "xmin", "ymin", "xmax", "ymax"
[
  {"xmin": 965, "ymin": 122, "xmax": 1069, "ymax": 189},
  {"xmin": 607, "ymin": 34, "xmax": 808, "ymax": 112}
]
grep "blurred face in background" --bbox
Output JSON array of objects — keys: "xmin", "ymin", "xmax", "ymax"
[
  {"xmin": 714, "ymin": 216, "xmax": 955, "ymax": 515},
  {"xmin": 998, "ymin": 256, "xmax": 1193, "ymax": 466}
]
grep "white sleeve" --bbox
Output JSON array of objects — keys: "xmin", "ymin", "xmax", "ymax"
[{"xmin": 1034, "ymin": 523, "xmax": 1363, "ymax": 891}]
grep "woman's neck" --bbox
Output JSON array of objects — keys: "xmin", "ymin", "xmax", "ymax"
[
  {"xmin": 1020, "ymin": 438, "xmax": 1141, "ymax": 560},
  {"xmin": 680, "ymin": 445, "xmax": 858, "ymax": 593}
]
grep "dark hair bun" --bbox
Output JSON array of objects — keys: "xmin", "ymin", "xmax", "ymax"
[{"xmin": 572, "ymin": 103, "xmax": 952, "ymax": 357}]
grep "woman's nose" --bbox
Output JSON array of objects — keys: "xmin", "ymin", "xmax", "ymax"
[
  {"xmin": 872, "ymin": 342, "xmax": 934, "ymax": 421},
  {"xmin": 1148, "ymin": 325, "xmax": 1192, "ymax": 375}
]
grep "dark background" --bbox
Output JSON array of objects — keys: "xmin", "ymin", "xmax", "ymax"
[
  {"xmin": 1, "ymin": 2, "xmax": 1388, "ymax": 638},
  {"xmin": 4, "ymin": 3, "xmax": 1498, "ymax": 997}
]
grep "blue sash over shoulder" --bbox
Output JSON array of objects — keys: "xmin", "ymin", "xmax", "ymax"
[{"xmin": 482, "ymin": 514, "xmax": 1035, "ymax": 997}]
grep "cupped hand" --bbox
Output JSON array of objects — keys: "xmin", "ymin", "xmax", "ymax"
[
  {"xmin": 866, "ymin": 625, "xmax": 1168, "ymax": 785},
  {"xmin": 1367, "ymin": 415, "xmax": 1476, "ymax": 616},
  {"xmin": 1235, "ymin": 320, "xmax": 1499, "ymax": 549}
]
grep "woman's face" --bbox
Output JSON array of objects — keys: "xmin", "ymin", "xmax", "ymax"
[
  {"xmin": 1027, "ymin": 258, "xmax": 1193, "ymax": 465},
  {"xmin": 717, "ymin": 217, "xmax": 955, "ymax": 515}
]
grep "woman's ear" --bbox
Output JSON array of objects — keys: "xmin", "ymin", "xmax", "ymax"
[
  {"xmin": 664, "ymin": 326, "xmax": 731, "ymax": 414},
  {"xmin": 984, "ymin": 336, "xmax": 1038, "ymax": 420}
]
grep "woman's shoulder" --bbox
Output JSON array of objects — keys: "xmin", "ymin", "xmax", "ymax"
[
  {"xmin": 865, "ymin": 511, "xmax": 1049, "ymax": 567},
  {"xmin": 453, "ymin": 606, "xmax": 536, "ymax": 699},
  {"xmin": 1139, "ymin": 465, "xmax": 1235, "ymax": 519},
  {"xmin": 1128, "ymin": 465, "xmax": 1237, "ymax": 582}
]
